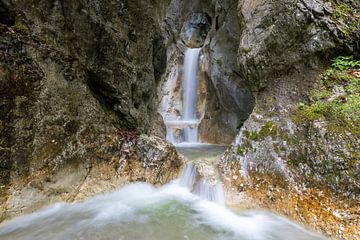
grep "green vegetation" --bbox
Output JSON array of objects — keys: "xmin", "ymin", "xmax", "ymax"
[
  {"xmin": 237, "ymin": 146, "xmax": 246, "ymax": 156},
  {"xmin": 215, "ymin": 59, "xmax": 223, "ymax": 66},
  {"xmin": 13, "ymin": 22, "xmax": 29, "ymax": 34},
  {"xmin": 241, "ymin": 121, "xmax": 278, "ymax": 145},
  {"xmin": 331, "ymin": 56, "xmax": 360, "ymax": 71},
  {"xmin": 259, "ymin": 121, "xmax": 278, "ymax": 137},
  {"xmin": 331, "ymin": 2, "xmax": 359, "ymax": 37},
  {"xmin": 294, "ymin": 56, "xmax": 360, "ymax": 132}
]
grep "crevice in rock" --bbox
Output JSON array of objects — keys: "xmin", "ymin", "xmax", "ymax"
[{"xmin": 0, "ymin": 1, "xmax": 15, "ymax": 26}]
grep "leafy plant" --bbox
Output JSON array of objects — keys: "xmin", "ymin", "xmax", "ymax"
[{"xmin": 331, "ymin": 56, "xmax": 360, "ymax": 71}]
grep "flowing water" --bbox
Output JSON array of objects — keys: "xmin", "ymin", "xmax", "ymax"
[
  {"xmin": 165, "ymin": 48, "xmax": 201, "ymax": 143},
  {"xmin": 0, "ymin": 183, "xmax": 326, "ymax": 240},
  {"xmin": 0, "ymin": 47, "xmax": 326, "ymax": 239}
]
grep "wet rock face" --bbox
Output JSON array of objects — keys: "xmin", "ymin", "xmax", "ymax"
[
  {"xmin": 0, "ymin": 0, "xmax": 175, "ymax": 221},
  {"xmin": 220, "ymin": 0, "xmax": 360, "ymax": 198},
  {"xmin": 3, "ymin": 133, "xmax": 183, "ymax": 220},
  {"xmin": 237, "ymin": 0, "xmax": 344, "ymax": 88},
  {"xmin": 218, "ymin": 0, "xmax": 360, "ymax": 238},
  {"xmin": 180, "ymin": 12, "xmax": 211, "ymax": 48},
  {"xmin": 160, "ymin": 0, "xmax": 254, "ymax": 144},
  {"xmin": 11, "ymin": 0, "xmax": 168, "ymax": 134},
  {"xmin": 200, "ymin": 0, "xmax": 254, "ymax": 143}
]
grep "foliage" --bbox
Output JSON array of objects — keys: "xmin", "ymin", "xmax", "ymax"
[
  {"xmin": 294, "ymin": 56, "xmax": 360, "ymax": 128},
  {"xmin": 333, "ymin": 3, "xmax": 353, "ymax": 20},
  {"xmin": 215, "ymin": 59, "xmax": 223, "ymax": 66},
  {"xmin": 331, "ymin": 2, "xmax": 359, "ymax": 37},
  {"xmin": 259, "ymin": 121, "xmax": 278, "ymax": 137},
  {"xmin": 331, "ymin": 56, "xmax": 360, "ymax": 71}
]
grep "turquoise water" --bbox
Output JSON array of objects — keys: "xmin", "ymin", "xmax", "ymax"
[{"xmin": 0, "ymin": 182, "xmax": 326, "ymax": 240}]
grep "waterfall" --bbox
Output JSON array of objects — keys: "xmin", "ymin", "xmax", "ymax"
[
  {"xmin": 165, "ymin": 48, "xmax": 200, "ymax": 144},
  {"xmin": 182, "ymin": 48, "xmax": 201, "ymax": 143},
  {"xmin": 164, "ymin": 48, "xmax": 224, "ymax": 205}
]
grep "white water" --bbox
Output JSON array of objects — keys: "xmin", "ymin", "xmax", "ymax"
[
  {"xmin": 165, "ymin": 48, "xmax": 201, "ymax": 143},
  {"xmin": 182, "ymin": 48, "xmax": 201, "ymax": 143},
  {"xmin": 163, "ymin": 47, "xmax": 226, "ymax": 204},
  {"xmin": 0, "ymin": 182, "xmax": 326, "ymax": 240}
]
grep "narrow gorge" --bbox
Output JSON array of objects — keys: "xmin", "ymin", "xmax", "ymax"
[{"xmin": 0, "ymin": 0, "xmax": 359, "ymax": 239}]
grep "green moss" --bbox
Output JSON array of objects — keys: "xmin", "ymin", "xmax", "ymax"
[
  {"xmin": 334, "ymin": 95, "xmax": 360, "ymax": 121},
  {"xmin": 259, "ymin": 121, "xmax": 278, "ymax": 138},
  {"xmin": 13, "ymin": 22, "xmax": 29, "ymax": 34},
  {"xmin": 237, "ymin": 146, "xmax": 246, "ymax": 156},
  {"xmin": 345, "ymin": 77, "xmax": 360, "ymax": 94},
  {"xmin": 310, "ymin": 88, "xmax": 331, "ymax": 101},
  {"xmin": 333, "ymin": 3, "xmax": 353, "ymax": 20},
  {"xmin": 215, "ymin": 59, "xmax": 223, "ymax": 66},
  {"xmin": 293, "ymin": 55, "xmax": 360, "ymax": 130},
  {"xmin": 249, "ymin": 131, "xmax": 259, "ymax": 141},
  {"xmin": 331, "ymin": 3, "xmax": 359, "ymax": 38}
]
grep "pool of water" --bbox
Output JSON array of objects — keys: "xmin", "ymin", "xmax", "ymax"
[{"xmin": 176, "ymin": 143, "xmax": 228, "ymax": 161}]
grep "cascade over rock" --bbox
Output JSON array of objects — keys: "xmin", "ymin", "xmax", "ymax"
[{"xmin": 0, "ymin": 0, "xmax": 359, "ymax": 238}]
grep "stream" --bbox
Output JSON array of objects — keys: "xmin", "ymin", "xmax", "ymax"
[{"xmin": 0, "ymin": 179, "xmax": 325, "ymax": 240}]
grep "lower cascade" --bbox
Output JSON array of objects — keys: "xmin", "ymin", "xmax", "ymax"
[
  {"xmin": 0, "ymin": 183, "xmax": 326, "ymax": 240},
  {"xmin": 166, "ymin": 47, "xmax": 225, "ymax": 205}
]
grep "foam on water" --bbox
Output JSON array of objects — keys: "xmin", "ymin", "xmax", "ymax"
[{"xmin": 0, "ymin": 182, "xmax": 326, "ymax": 240}]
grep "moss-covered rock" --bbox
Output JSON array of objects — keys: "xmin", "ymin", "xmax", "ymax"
[{"xmin": 219, "ymin": 1, "xmax": 360, "ymax": 238}]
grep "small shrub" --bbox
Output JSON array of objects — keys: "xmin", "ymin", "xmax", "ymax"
[{"xmin": 331, "ymin": 56, "xmax": 360, "ymax": 71}]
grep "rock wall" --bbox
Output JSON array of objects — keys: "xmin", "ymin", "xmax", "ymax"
[
  {"xmin": 0, "ymin": 0, "xmax": 183, "ymax": 221},
  {"xmin": 159, "ymin": 0, "xmax": 255, "ymax": 144},
  {"xmin": 218, "ymin": 0, "xmax": 360, "ymax": 238}
]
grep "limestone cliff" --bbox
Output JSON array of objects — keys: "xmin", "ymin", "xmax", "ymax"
[
  {"xmin": 217, "ymin": 0, "xmax": 360, "ymax": 238},
  {"xmin": 0, "ymin": 0, "xmax": 182, "ymax": 221}
]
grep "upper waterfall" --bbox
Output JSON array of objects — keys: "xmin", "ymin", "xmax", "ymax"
[
  {"xmin": 182, "ymin": 48, "xmax": 201, "ymax": 143},
  {"xmin": 165, "ymin": 48, "xmax": 201, "ymax": 144},
  {"xmin": 182, "ymin": 48, "xmax": 201, "ymax": 121}
]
